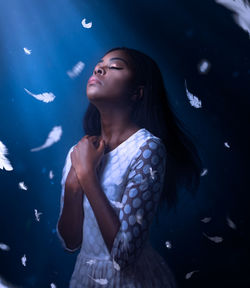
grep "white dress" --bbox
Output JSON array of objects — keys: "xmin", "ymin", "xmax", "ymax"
[{"xmin": 56, "ymin": 128, "xmax": 177, "ymax": 288}]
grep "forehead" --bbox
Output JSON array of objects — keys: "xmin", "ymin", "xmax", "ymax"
[{"xmin": 98, "ymin": 50, "xmax": 133, "ymax": 68}]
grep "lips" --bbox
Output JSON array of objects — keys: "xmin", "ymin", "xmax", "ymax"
[{"xmin": 88, "ymin": 76, "xmax": 103, "ymax": 85}]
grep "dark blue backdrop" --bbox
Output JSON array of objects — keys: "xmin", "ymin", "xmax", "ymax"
[{"xmin": 0, "ymin": 0, "xmax": 249, "ymax": 287}]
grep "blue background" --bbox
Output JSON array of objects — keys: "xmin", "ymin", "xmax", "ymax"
[{"xmin": 0, "ymin": 0, "xmax": 250, "ymax": 287}]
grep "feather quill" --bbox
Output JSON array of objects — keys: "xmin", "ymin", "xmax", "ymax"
[{"xmin": 30, "ymin": 126, "xmax": 62, "ymax": 152}]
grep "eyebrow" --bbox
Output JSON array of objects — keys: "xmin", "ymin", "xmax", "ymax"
[{"xmin": 97, "ymin": 57, "xmax": 129, "ymax": 66}]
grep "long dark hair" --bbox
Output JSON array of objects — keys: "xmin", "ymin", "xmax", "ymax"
[{"xmin": 83, "ymin": 46, "xmax": 203, "ymax": 212}]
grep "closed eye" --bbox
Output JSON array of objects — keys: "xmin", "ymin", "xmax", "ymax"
[{"xmin": 109, "ymin": 67, "xmax": 123, "ymax": 69}]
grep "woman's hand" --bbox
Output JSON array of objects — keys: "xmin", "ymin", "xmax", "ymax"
[{"xmin": 70, "ymin": 135, "xmax": 106, "ymax": 183}]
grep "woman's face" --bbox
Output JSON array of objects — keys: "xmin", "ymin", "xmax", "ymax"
[{"xmin": 86, "ymin": 50, "xmax": 136, "ymax": 107}]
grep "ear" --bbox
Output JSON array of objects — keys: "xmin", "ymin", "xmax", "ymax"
[{"xmin": 131, "ymin": 85, "xmax": 144, "ymax": 102}]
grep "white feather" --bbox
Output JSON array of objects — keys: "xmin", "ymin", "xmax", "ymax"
[
  {"xmin": 165, "ymin": 240, "xmax": 172, "ymax": 249},
  {"xmin": 18, "ymin": 182, "xmax": 27, "ymax": 190},
  {"xmin": 185, "ymin": 270, "xmax": 199, "ymax": 279},
  {"xmin": 110, "ymin": 200, "xmax": 123, "ymax": 208},
  {"xmin": 224, "ymin": 142, "xmax": 230, "ymax": 148},
  {"xmin": 67, "ymin": 61, "xmax": 85, "ymax": 78},
  {"xmin": 215, "ymin": 0, "xmax": 250, "ymax": 38},
  {"xmin": 0, "ymin": 243, "xmax": 10, "ymax": 251},
  {"xmin": 49, "ymin": 170, "xmax": 54, "ymax": 179},
  {"xmin": 81, "ymin": 18, "xmax": 92, "ymax": 28},
  {"xmin": 88, "ymin": 275, "xmax": 108, "ymax": 285},
  {"xmin": 30, "ymin": 126, "xmax": 62, "ymax": 152},
  {"xmin": 136, "ymin": 210, "xmax": 144, "ymax": 225},
  {"xmin": 86, "ymin": 259, "xmax": 97, "ymax": 265},
  {"xmin": 112, "ymin": 258, "xmax": 120, "ymax": 271},
  {"xmin": 50, "ymin": 283, "xmax": 56, "ymax": 288},
  {"xmin": 24, "ymin": 88, "xmax": 55, "ymax": 103},
  {"xmin": 200, "ymin": 168, "xmax": 208, "ymax": 176},
  {"xmin": 23, "ymin": 47, "xmax": 32, "ymax": 55},
  {"xmin": 198, "ymin": 59, "xmax": 211, "ymax": 74},
  {"xmin": 0, "ymin": 275, "xmax": 22, "ymax": 288},
  {"xmin": 226, "ymin": 216, "xmax": 237, "ymax": 230},
  {"xmin": 201, "ymin": 217, "xmax": 212, "ymax": 223},
  {"xmin": 0, "ymin": 141, "xmax": 13, "ymax": 171},
  {"xmin": 21, "ymin": 254, "xmax": 27, "ymax": 266},
  {"xmin": 34, "ymin": 209, "xmax": 42, "ymax": 222},
  {"xmin": 149, "ymin": 167, "xmax": 157, "ymax": 180},
  {"xmin": 184, "ymin": 80, "xmax": 202, "ymax": 108},
  {"xmin": 203, "ymin": 232, "xmax": 223, "ymax": 243}
]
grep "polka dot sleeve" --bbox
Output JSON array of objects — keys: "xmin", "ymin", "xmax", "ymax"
[{"xmin": 109, "ymin": 138, "xmax": 167, "ymax": 270}]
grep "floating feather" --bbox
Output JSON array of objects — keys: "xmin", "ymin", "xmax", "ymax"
[
  {"xmin": 81, "ymin": 18, "xmax": 92, "ymax": 28},
  {"xmin": 34, "ymin": 209, "xmax": 42, "ymax": 222},
  {"xmin": 185, "ymin": 270, "xmax": 199, "ymax": 279},
  {"xmin": 215, "ymin": 0, "xmax": 250, "ymax": 38},
  {"xmin": 49, "ymin": 170, "xmax": 54, "ymax": 179},
  {"xmin": 165, "ymin": 241, "xmax": 172, "ymax": 249},
  {"xmin": 86, "ymin": 259, "xmax": 97, "ymax": 265},
  {"xmin": 110, "ymin": 200, "xmax": 123, "ymax": 208},
  {"xmin": 30, "ymin": 126, "xmax": 62, "ymax": 152},
  {"xmin": 24, "ymin": 88, "xmax": 55, "ymax": 103},
  {"xmin": 197, "ymin": 59, "xmax": 211, "ymax": 74},
  {"xmin": 0, "ymin": 275, "xmax": 22, "ymax": 288},
  {"xmin": 88, "ymin": 275, "xmax": 108, "ymax": 285},
  {"xmin": 226, "ymin": 216, "xmax": 237, "ymax": 230},
  {"xmin": 201, "ymin": 217, "xmax": 212, "ymax": 223},
  {"xmin": 21, "ymin": 254, "xmax": 27, "ymax": 266},
  {"xmin": 0, "ymin": 141, "xmax": 13, "ymax": 171},
  {"xmin": 184, "ymin": 80, "xmax": 202, "ymax": 108},
  {"xmin": 67, "ymin": 61, "xmax": 85, "ymax": 78},
  {"xmin": 200, "ymin": 168, "xmax": 208, "ymax": 176},
  {"xmin": 224, "ymin": 142, "xmax": 230, "ymax": 148},
  {"xmin": 136, "ymin": 211, "xmax": 144, "ymax": 225},
  {"xmin": 149, "ymin": 167, "xmax": 157, "ymax": 180},
  {"xmin": 50, "ymin": 283, "xmax": 56, "ymax": 288},
  {"xmin": 203, "ymin": 232, "xmax": 223, "ymax": 243},
  {"xmin": 112, "ymin": 258, "xmax": 120, "ymax": 271},
  {"xmin": 0, "ymin": 243, "xmax": 10, "ymax": 251},
  {"xmin": 18, "ymin": 182, "xmax": 27, "ymax": 190},
  {"xmin": 23, "ymin": 47, "xmax": 32, "ymax": 55}
]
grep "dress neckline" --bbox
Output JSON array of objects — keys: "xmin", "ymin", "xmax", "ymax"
[{"xmin": 102, "ymin": 128, "xmax": 145, "ymax": 157}]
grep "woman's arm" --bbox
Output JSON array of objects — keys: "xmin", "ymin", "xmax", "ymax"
[
  {"xmin": 57, "ymin": 165, "xmax": 85, "ymax": 251},
  {"xmin": 56, "ymin": 146, "xmax": 85, "ymax": 252}
]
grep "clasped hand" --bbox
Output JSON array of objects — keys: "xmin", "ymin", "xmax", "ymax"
[{"xmin": 70, "ymin": 135, "xmax": 106, "ymax": 183}]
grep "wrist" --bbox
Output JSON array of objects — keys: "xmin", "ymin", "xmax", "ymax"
[{"xmin": 79, "ymin": 170, "xmax": 98, "ymax": 190}]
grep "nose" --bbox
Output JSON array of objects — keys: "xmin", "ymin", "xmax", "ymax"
[{"xmin": 94, "ymin": 66, "xmax": 104, "ymax": 75}]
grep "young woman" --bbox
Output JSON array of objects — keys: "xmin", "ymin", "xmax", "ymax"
[{"xmin": 56, "ymin": 47, "xmax": 203, "ymax": 287}]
